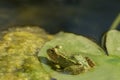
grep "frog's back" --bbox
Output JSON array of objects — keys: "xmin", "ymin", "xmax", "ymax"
[{"xmin": 57, "ymin": 54, "xmax": 75, "ymax": 68}]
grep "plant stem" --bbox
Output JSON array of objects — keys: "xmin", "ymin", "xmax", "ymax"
[{"xmin": 109, "ymin": 14, "xmax": 120, "ymax": 30}]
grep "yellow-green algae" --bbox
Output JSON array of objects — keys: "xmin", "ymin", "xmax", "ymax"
[{"xmin": 0, "ymin": 26, "xmax": 51, "ymax": 80}]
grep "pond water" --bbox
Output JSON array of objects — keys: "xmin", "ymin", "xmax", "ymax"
[{"xmin": 0, "ymin": 0, "xmax": 120, "ymax": 43}]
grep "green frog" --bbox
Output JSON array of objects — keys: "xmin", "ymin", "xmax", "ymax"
[{"xmin": 47, "ymin": 45, "xmax": 95, "ymax": 75}]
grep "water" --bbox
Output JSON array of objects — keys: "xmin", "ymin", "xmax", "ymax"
[{"xmin": 0, "ymin": 0, "xmax": 120, "ymax": 43}]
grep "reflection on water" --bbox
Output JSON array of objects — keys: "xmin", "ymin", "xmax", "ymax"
[{"xmin": 0, "ymin": 0, "xmax": 120, "ymax": 42}]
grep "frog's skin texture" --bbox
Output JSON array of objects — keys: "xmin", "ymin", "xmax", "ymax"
[{"xmin": 47, "ymin": 45, "xmax": 95, "ymax": 75}]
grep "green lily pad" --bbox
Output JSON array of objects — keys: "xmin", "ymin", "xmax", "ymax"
[
  {"xmin": 38, "ymin": 32, "xmax": 120, "ymax": 80},
  {"xmin": 41, "ymin": 32, "xmax": 105, "ymax": 55},
  {"xmin": 104, "ymin": 30, "xmax": 120, "ymax": 56}
]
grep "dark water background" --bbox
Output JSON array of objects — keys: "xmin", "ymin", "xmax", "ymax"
[{"xmin": 0, "ymin": 0, "xmax": 120, "ymax": 43}]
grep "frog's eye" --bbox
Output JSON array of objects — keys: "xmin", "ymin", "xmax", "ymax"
[{"xmin": 55, "ymin": 45, "xmax": 62, "ymax": 49}]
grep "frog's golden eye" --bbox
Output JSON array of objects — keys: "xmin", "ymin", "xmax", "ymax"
[{"xmin": 55, "ymin": 45, "xmax": 62, "ymax": 49}]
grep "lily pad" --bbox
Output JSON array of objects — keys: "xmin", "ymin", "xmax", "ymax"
[
  {"xmin": 38, "ymin": 32, "xmax": 120, "ymax": 80},
  {"xmin": 104, "ymin": 30, "xmax": 120, "ymax": 56},
  {"xmin": 41, "ymin": 32, "xmax": 106, "ymax": 55}
]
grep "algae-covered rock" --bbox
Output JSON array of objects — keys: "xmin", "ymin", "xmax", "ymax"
[{"xmin": 0, "ymin": 26, "xmax": 52, "ymax": 80}]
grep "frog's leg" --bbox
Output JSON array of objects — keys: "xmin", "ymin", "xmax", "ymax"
[
  {"xmin": 63, "ymin": 65, "xmax": 89, "ymax": 75},
  {"xmin": 49, "ymin": 63, "xmax": 62, "ymax": 71},
  {"xmin": 85, "ymin": 57, "xmax": 95, "ymax": 68}
]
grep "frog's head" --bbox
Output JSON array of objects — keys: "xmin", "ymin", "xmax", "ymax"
[{"xmin": 47, "ymin": 45, "xmax": 62, "ymax": 63}]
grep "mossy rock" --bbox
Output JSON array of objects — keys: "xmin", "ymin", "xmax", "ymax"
[{"xmin": 0, "ymin": 26, "xmax": 52, "ymax": 80}]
